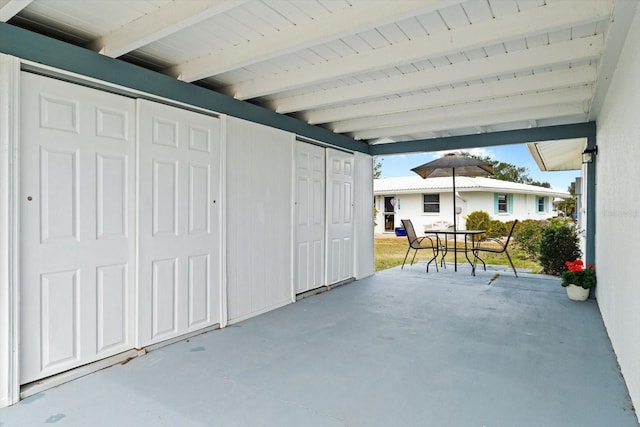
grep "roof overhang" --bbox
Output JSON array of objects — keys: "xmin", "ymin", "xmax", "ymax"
[{"xmin": 526, "ymin": 138, "xmax": 587, "ymax": 171}]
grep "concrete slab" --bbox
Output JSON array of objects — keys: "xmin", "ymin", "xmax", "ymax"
[{"xmin": 1, "ymin": 265, "xmax": 637, "ymax": 426}]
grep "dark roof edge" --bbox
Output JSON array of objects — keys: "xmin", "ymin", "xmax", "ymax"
[{"xmin": 0, "ymin": 22, "xmax": 368, "ymax": 154}]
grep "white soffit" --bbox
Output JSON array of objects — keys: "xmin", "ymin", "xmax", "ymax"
[{"xmin": 526, "ymin": 138, "xmax": 587, "ymax": 171}]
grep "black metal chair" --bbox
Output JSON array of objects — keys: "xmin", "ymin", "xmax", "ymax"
[
  {"xmin": 401, "ymin": 219, "xmax": 439, "ymax": 272},
  {"xmin": 472, "ymin": 219, "xmax": 519, "ymax": 277}
]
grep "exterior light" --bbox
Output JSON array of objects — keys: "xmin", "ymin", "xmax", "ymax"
[{"xmin": 582, "ymin": 146, "xmax": 598, "ymax": 164}]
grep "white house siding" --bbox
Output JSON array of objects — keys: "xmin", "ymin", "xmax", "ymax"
[
  {"xmin": 594, "ymin": 6, "xmax": 640, "ymax": 415},
  {"xmin": 375, "ymin": 190, "xmax": 557, "ymax": 234},
  {"xmin": 225, "ymin": 117, "xmax": 294, "ymax": 323}
]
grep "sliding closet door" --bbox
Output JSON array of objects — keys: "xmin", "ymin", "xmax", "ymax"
[
  {"xmin": 294, "ymin": 140, "xmax": 326, "ymax": 294},
  {"xmin": 20, "ymin": 73, "xmax": 135, "ymax": 383},
  {"xmin": 326, "ymin": 148, "xmax": 354, "ymax": 285},
  {"xmin": 137, "ymin": 100, "xmax": 221, "ymax": 347}
]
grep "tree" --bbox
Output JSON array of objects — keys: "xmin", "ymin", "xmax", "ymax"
[
  {"xmin": 560, "ymin": 181, "xmax": 577, "ymax": 216},
  {"xmin": 373, "ymin": 156, "xmax": 383, "ymax": 179},
  {"xmin": 463, "ymin": 152, "xmax": 551, "ymax": 187}
]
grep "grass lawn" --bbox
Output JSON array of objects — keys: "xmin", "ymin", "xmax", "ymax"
[{"xmin": 374, "ymin": 235, "xmax": 542, "ymax": 273}]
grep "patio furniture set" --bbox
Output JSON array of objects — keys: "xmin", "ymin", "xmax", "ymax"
[{"xmin": 400, "ymin": 218, "xmax": 519, "ymax": 277}]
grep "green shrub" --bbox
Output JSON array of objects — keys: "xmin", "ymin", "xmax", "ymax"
[
  {"xmin": 538, "ymin": 218, "xmax": 581, "ymax": 275},
  {"xmin": 515, "ymin": 219, "xmax": 547, "ymax": 260},
  {"xmin": 465, "ymin": 211, "xmax": 491, "ymax": 231},
  {"xmin": 487, "ymin": 220, "xmax": 507, "ymax": 238}
]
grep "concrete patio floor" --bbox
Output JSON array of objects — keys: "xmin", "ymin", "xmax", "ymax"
[{"xmin": 1, "ymin": 263, "xmax": 637, "ymax": 427}]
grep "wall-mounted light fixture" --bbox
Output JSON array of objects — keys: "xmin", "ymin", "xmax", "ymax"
[{"xmin": 582, "ymin": 146, "xmax": 598, "ymax": 164}]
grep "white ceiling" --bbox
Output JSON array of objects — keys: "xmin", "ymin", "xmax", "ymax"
[{"xmin": 2, "ymin": 0, "xmax": 636, "ymax": 149}]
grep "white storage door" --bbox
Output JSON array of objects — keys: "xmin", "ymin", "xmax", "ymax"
[
  {"xmin": 137, "ymin": 99, "xmax": 221, "ymax": 347},
  {"xmin": 294, "ymin": 141, "xmax": 325, "ymax": 294},
  {"xmin": 20, "ymin": 73, "xmax": 136, "ymax": 383},
  {"xmin": 326, "ymin": 148, "xmax": 354, "ymax": 284}
]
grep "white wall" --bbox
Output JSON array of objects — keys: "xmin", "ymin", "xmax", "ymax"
[
  {"xmin": 225, "ymin": 117, "xmax": 294, "ymax": 323},
  {"xmin": 594, "ymin": 5, "xmax": 640, "ymax": 416},
  {"xmin": 375, "ymin": 191, "xmax": 555, "ymax": 234}
]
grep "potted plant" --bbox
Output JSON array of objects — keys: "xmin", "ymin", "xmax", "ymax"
[{"xmin": 561, "ymin": 259, "xmax": 596, "ymax": 301}]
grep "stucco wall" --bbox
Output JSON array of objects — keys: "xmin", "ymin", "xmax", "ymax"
[{"xmin": 595, "ymin": 5, "xmax": 640, "ymax": 416}]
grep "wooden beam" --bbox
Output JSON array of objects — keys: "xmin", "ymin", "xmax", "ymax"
[
  {"xmin": 169, "ymin": 0, "xmax": 449, "ymax": 82},
  {"xmin": 275, "ymin": 35, "xmax": 603, "ymax": 113},
  {"xmin": 353, "ymin": 103, "xmax": 586, "ymax": 140},
  {"xmin": 0, "ymin": 0, "xmax": 32, "ymax": 22},
  {"xmin": 231, "ymin": 0, "xmax": 611, "ymax": 100},
  {"xmin": 333, "ymin": 86, "xmax": 593, "ymax": 133},
  {"xmin": 85, "ymin": 0, "xmax": 246, "ymax": 58},
  {"xmin": 368, "ymin": 122, "xmax": 597, "ymax": 155},
  {"xmin": 304, "ymin": 65, "xmax": 597, "ymax": 125}
]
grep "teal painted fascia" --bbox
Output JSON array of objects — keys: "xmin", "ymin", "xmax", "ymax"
[
  {"xmin": 0, "ymin": 22, "xmax": 368, "ymax": 154},
  {"xmin": 369, "ymin": 122, "xmax": 597, "ymax": 155}
]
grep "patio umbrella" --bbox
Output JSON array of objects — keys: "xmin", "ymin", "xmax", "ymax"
[{"xmin": 411, "ymin": 153, "xmax": 493, "ymax": 271}]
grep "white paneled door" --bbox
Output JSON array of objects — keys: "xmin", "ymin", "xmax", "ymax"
[
  {"xmin": 20, "ymin": 73, "xmax": 136, "ymax": 383},
  {"xmin": 326, "ymin": 148, "xmax": 354, "ymax": 285},
  {"xmin": 295, "ymin": 141, "xmax": 325, "ymax": 294},
  {"xmin": 137, "ymin": 100, "xmax": 221, "ymax": 347}
]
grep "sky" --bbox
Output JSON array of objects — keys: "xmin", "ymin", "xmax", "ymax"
[{"xmin": 376, "ymin": 143, "xmax": 579, "ymax": 192}]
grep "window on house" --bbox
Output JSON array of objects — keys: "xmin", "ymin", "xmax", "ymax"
[
  {"xmin": 536, "ymin": 197, "xmax": 544, "ymax": 212},
  {"xmin": 423, "ymin": 194, "xmax": 440, "ymax": 213},
  {"xmin": 537, "ymin": 196, "xmax": 546, "ymax": 213},
  {"xmin": 497, "ymin": 193, "xmax": 509, "ymax": 213}
]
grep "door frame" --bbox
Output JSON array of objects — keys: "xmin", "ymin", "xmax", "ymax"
[
  {"xmin": 383, "ymin": 196, "xmax": 397, "ymax": 232},
  {"xmin": 0, "ymin": 55, "xmax": 226, "ymax": 406},
  {"xmin": 0, "ymin": 54, "xmax": 21, "ymax": 407}
]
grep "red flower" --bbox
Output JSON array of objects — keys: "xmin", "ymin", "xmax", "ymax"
[{"xmin": 565, "ymin": 259, "xmax": 585, "ymax": 272}]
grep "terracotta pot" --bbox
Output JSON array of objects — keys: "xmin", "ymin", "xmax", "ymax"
[{"xmin": 567, "ymin": 284, "xmax": 589, "ymax": 301}]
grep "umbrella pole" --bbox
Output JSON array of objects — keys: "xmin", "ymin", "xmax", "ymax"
[{"xmin": 452, "ymin": 168, "xmax": 457, "ymax": 272}]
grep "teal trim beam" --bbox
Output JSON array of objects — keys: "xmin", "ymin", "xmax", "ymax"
[
  {"xmin": 369, "ymin": 122, "xmax": 596, "ymax": 155},
  {"xmin": 0, "ymin": 22, "xmax": 367, "ymax": 153},
  {"xmin": 585, "ymin": 132, "xmax": 596, "ymax": 297}
]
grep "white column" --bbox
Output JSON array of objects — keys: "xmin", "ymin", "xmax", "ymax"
[{"xmin": 0, "ymin": 53, "xmax": 21, "ymax": 407}]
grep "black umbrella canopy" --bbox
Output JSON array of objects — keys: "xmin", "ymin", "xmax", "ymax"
[
  {"xmin": 411, "ymin": 152, "xmax": 493, "ymax": 179},
  {"xmin": 411, "ymin": 152, "xmax": 493, "ymax": 271}
]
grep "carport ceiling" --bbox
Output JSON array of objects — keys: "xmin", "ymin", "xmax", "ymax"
[{"xmin": 2, "ymin": 0, "xmax": 634, "ymax": 148}]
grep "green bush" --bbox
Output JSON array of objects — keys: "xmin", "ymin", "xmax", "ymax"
[
  {"xmin": 538, "ymin": 218, "xmax": 581, "ymax": 275},
  {"xmin": 514, "ymin": 219, "xmax": 548, "ymax": 260},
  {"xmin": 465, "ymin": 210, "xmax": 491, "ymax": 231},
  {"xmin": 487, "ymin": 220, "xmax": 507, "ymax": 238}
]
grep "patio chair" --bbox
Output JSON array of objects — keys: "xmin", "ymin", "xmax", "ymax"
[
  {"xmin": 472, "ymin": 219, "xmax": 519, "ymax": 277},
  {"xmin": 401, "ymin": 219, "xmax": 439, "ymax": 272}
]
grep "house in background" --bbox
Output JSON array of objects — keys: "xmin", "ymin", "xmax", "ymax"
[{"xmin": 374, "ymin": 176, "xmax": 569, "ymax": 234}]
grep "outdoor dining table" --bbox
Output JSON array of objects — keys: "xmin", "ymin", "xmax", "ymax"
[{"xmin": 425, "ymin": 229, "xmax": 486, "ymax": 274}]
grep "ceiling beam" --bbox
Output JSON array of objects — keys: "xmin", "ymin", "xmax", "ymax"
[
  {"xmin": 304, "ymin": 64, "xmax": 597, "ymax": 124},
  {"xmin": 169, "ymin": 0, "xmax": 450, "ymax": 82},
  {"xmin": 230, "ymin": 0, "xmax": 612, "ymax": 100},
  {"xmin": 275, "ymin": 35, "xmax": 603, "ymax": 113},
  {"xmin": 368, "ymin": 122, "xmax": 597, "ymax": 156},
  {"xmin": 0, "ymin": 0, "xmax": 32, "ymax": 22},
  {"xmin": 85, "ymin": 0, "xmax": 246, "ymax": 58},
  {"xmin": 333, "ymin": 86, "xmax": 592, "ymax": 134},
  {"xmin": 353, "ymin": 103, "xmax": 587, "ymax": 140}
]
